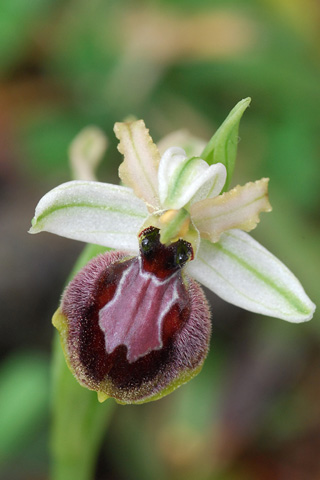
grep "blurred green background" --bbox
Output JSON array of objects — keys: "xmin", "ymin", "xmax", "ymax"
[{"xmin": 0, "ymin": 0, "xmax": 319, "ymax": 479}]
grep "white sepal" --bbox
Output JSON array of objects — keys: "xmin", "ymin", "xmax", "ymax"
[
  {"xmin": 30, "ymin": 180, "xmax": 148, "ymax": 252},
  {"xmin": 187, "ymin": 230, "xmax": 315, "ymax": 322}
]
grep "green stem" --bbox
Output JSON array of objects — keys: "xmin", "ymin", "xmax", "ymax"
[{"xmin": 50, "ymin": 245, "xmax": 115, "ymax": 480}]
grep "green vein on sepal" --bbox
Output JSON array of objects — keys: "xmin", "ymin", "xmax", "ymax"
[
  {"xmin": 30, "ymin": 202, "xmax": 146, "ymax": 232},
  {"xmin": 203, "ymin": 237, "xmax": 312, "ymax": 317}
]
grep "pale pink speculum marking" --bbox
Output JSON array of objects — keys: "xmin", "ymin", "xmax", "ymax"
[{"xmin": 98, "ymin": 256, "xmax": 188, "ymax": 363}]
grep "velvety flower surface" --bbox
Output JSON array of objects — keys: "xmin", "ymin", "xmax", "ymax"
[
  {"xmin": 56, "ymin": 229, "xmax": 211, "ymax": 404},
  {"xmin": 30, "ymin": 98, "xmax": 315, "ymax": 404}
]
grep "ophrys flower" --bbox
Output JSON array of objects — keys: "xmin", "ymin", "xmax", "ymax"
[{"xmin": 30, "ymin": 99, "xmax": 315, "ymax": 404}]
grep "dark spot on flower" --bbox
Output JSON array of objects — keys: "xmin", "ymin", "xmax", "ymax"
[{"xmin": 139, "ymin": 226, "xmax": 193, "ymax": 279}]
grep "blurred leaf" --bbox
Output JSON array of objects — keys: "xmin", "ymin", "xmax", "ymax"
[
  {"xmin": 107, "ymin": 346, "xmax": 228, "ymax": 480},
  {"xmin": 208, "ymin": 322, "xmax": 308, "ymax": 468},
  {"xmin": 107, "ymin": 406, "xmax": 166, "ymax": 480},
  {"xmin": 0, "ymin": 0, "xmax": 54, "ymax": 75},
  {"xmin": 45, "ymin": 0, "xmax": 119, "ymax": 81},
  {"xmin": 151, "ymin": 347, "xmax": 228, "ymax": 480},
  {"xmin": 51, "ymin": 243, "xmax": 115, "ymax": 480},
  {"xmin": 267, "ymin": 112, "xmax": 319, "ymax": 210},
  {"xmin": 0, "ymin": 352, "xmax": 49, "ymax": 463},
  {"xmin": 262, "ymin": 0, "xmax": 319, "ymax": 41},
  {"xmin": 167, "ymin": 344, "xmax": 227, "ymax": 431},
  {"xmin": 17, "ymin": 109, "xmax": 92, "ymax": 176}
]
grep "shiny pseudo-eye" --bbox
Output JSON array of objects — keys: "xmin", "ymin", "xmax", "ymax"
[{"xmin": 57, "ymin": 227, "xmax": 211, "ymax": 404}]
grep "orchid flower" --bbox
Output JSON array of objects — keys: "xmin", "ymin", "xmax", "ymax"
[{"xmin": 30, "ymin": 99, "xmax": 315, "ymax": 404}]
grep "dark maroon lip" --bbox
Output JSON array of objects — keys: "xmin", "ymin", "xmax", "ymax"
[{"xmin": 60, "ymin": 233, "xmax": 210, "ymax": 403}]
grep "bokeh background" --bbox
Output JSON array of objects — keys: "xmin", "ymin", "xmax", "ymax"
[{"xmin": 1, "ymin": 0, "xmax": 319, "ymax": 479}]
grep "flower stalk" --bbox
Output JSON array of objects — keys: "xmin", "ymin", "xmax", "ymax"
[{"xmin": 51, "ymin": 244, "xmax": 115, "ymax": 480}]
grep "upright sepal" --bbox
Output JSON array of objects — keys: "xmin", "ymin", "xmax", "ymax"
[{"xmin": 201, "ymin": 98, "xmax": 251, "ymax": 190}]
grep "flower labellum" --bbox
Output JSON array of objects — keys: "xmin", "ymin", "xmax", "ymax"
[
  {"xmin": 31, "ymin": 98, "xmax": 316, "ymax": 404},
  {"xmin": 54, "ymin": 227, "xmax": 210, "ymax": 404}
]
